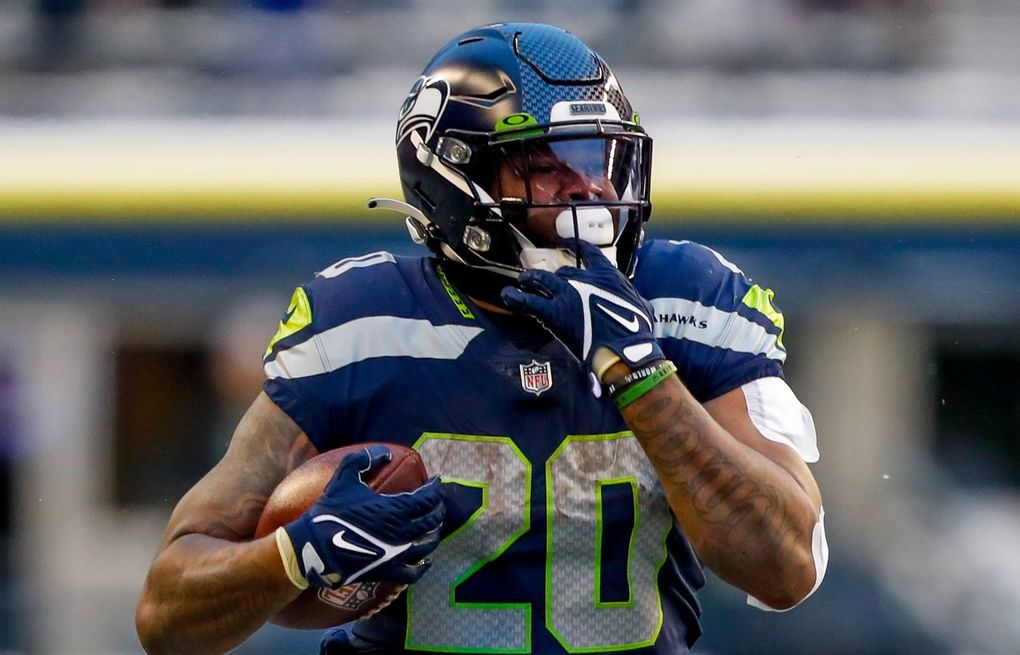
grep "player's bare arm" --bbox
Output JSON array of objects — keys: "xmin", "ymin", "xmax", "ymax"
[
  {"xmin": 610, "ymin": 363, "xmax": 821, "ymax": 610},
  {"xmin": 136, "ymin": 391, "xmax": 317, "ymax": 655},
  {"xmin": 502, "ymin": 239, "xmax": 824, "ymax": 610}
]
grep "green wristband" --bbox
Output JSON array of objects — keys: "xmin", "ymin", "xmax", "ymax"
[{"xmin": 614, "ymin": 361, "xmax": 677, "ymax": 409}]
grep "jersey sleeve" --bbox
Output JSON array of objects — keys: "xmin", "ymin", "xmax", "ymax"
[
  {"xmin": 634, "ymin": 240, "xmax": 786, "ymax": 402},
  {"xmin": 261, "ymin": 252, "xmax": 406, "ymax": 451},
  {"xmin": 261, "ymin": 279, "xmax": 341, "ymax": 449}
]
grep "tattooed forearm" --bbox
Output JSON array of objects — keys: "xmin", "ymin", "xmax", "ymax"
[
  {"xmin": 137, "ymin": 392, "xmax": 309, "ymax": 654},
  {"xmin": 199, "ymin": 495, "xmax": 268, "ymax": 541},
  {"xmin": 180, "ymin": 393, "xmax": 316, "ymax": 542},
  {"xmin": 196, "ymin": 434, "xmax": 314, "ymax": 541},
  {"xmin": 282, "ymin": 433, "xmax": 318, "ymax": 474},
  {"xmin": 631, "ymin": 389, "xmax": 787, "ymax": 537},
  {"xmin": 248, "ymin": 392, "xmax": 317, "ymax": 475},
  {"xmin": 619, "ymin": 373, "xmax": 817, "ymax": 607}
]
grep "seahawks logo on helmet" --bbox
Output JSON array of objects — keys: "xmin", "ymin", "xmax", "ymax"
[{"xmin": 396, "ymin": 76, "xmax": 450, "ymax": 146}]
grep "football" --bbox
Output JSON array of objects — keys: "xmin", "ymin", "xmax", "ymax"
[{"xmin": 254, "ymin": 442, "xmax": 429, "ymax": 629}]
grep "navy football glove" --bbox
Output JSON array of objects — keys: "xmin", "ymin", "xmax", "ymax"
[
  {"xmin": 279, "ymin": 445, "xmax": 444, "ymax": 590},
  {"xmin": 319, "ymin": 626, "xmax": 391, "ymax": 654},
  {"xmin": 501, "ymin": 239, "xmax": 664, "ymax": 376}
]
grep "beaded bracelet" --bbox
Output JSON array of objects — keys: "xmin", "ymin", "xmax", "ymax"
[{"xmin": 613, "ymin": 361, "xmax": 677, "ymax": 409}]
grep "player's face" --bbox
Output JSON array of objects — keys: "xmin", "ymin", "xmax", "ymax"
[{"xmin": 494, "ymin": 141, "xmax": 621, "ymax": 246}]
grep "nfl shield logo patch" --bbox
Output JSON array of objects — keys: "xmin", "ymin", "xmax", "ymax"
[
  {"xmin": 519, "ymin": 360, "xmax": 553, "ymax": 396},
  {"xmin": 318, "ymin": 581, "xmax": 380, "ymax": 610}
]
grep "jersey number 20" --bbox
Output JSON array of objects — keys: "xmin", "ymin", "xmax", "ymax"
[{"xmin": 407, "ymin": 433, "xmax": 674, "ymax": 653}]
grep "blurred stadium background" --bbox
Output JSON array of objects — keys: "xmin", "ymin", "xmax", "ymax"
[{"xmin": 1, "ymin": 0, "xmax": 1019, "ymax": 653}]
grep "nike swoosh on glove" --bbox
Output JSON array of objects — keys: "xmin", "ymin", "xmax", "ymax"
[
  {"xmin": 281, "ymin": 445, "xmax": 445, "ymax": 589},
  {"xmin": 501, "ymin": 239, "xmax": 664, "ymax": 373}
]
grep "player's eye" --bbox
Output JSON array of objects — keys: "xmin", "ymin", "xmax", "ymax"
[{"xmin": 528, "ymin": 164, "xmax": 559, "ymax": 176}]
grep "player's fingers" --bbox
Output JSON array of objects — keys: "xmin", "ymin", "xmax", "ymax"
[
  {"xmin": 501, "ymin": 286, "xmax": 553, "ymax": 319},
  {"xmin": 382, "ymin": 481, "xmax": 444, "ymax": 525},
  {"xmin": 562, "ymin": 238, "xmax": 612, "ymax": 270},
  {"xmin": 407, "ymin": 501, "xmax": 446, "ymax": 534},
  {"xmin": 325, "ymin": 452, "xmax": 370, "ymax": 493},
  {"xmin": 399, "ymin": 477, "xmax": 441, "ymax": 510},
  {"xmin": 319, "ymin": 627, "xmax": 354, "ymax": 655},
  {"xmin": 378, "ymin": 475, "xmax": 439, "ymax": 501},
  {"xmin": 406, "ymin": 528, "xmax": 442, "ymax": 558},
  {"xmin": 363, "ymin": 444, "xmax": 393, "ymax": 470},
  {"xmin": 391, "ymin": 556, "xmax": 435, "ymax": 583},
  {"xmin": 404, "ymin": 483, "xmax": 445, "ymax": 530},
  {"xmin": 412, "ymin": 475, "xmax": 442, "ymax": 496},
  {"xmin": 327, "ymin": 445, "xmax": 391, "ymax": 493},
  {"xmin": 391, "ymin": 496, "xmax": 445, "ymax": 538},
  {"xmin": 520, "ymin": 268, "xmax": 570, "ymax": 295}
]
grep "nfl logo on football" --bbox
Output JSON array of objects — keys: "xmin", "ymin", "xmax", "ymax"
[
  {"xmin": 519, "ymin": 360, "xmax": 553, "ymax": 396},
  {"xmin": 318, "ymin": 582, "xmax": 380, "ymax": 610}
]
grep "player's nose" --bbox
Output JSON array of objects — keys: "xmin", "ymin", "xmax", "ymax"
[{"xmin": 561, "ymin": 168, "xmax": 610, "ymax": 201}]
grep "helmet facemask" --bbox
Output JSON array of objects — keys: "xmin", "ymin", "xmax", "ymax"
[
  {"xmin": 375, "ymin": 24, "xmax": 653, "ymax": 282},
  {"xmin": 430, "ymin": 118, "xmax": 651, "ymax": 278}
]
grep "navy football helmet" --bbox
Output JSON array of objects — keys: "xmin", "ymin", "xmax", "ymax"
[{"xmin": 369, "ymin": 23, "xmax": 652, "ymax": 278}]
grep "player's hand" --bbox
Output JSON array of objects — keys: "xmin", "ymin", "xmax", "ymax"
[
  {"xmin": 319, "ymin": 626, "xmax": 389, "ymax": 654},
  {"xmin": 281, "ymin": 445, "xmax": 444, "ymax": 589},
  {"xmin": 501, "ymin": 239, "xmax": 664, "ymax": 375}
]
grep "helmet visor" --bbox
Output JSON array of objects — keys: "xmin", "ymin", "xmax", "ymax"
[
  {"xmin": 492, "ymin": 134, "xmax": 648, "ymax": 209},
  {"xmin": 478, "ymin": 132, "xmax": 648, "ymax": 254}
]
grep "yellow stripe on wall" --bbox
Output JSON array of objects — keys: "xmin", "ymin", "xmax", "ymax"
[
  {"xmin": 0, "ymin": 187, "xmax": 1018, "ymax": 224},
  {"xmin": 0, "ymin": 118, "xmax": 1017, "ymax": 224}
]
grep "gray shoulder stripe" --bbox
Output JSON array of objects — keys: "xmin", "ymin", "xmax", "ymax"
[
  {"xmin": 265, "ymin": 316, "xmax": 484, "ymax": 380},
  {"xmin": 651, "ymin": 297, "xmax": 785, "ymax": 361}
]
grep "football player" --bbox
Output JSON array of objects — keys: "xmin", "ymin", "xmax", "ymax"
[{"xmin": 137, "ymin": 23, "xmax": 827, "ymax": 655}]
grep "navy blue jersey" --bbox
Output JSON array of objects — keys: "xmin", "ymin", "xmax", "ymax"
[{"xmin": 263, "ymin": 240, "xmax": 786, "ymax": 654}]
